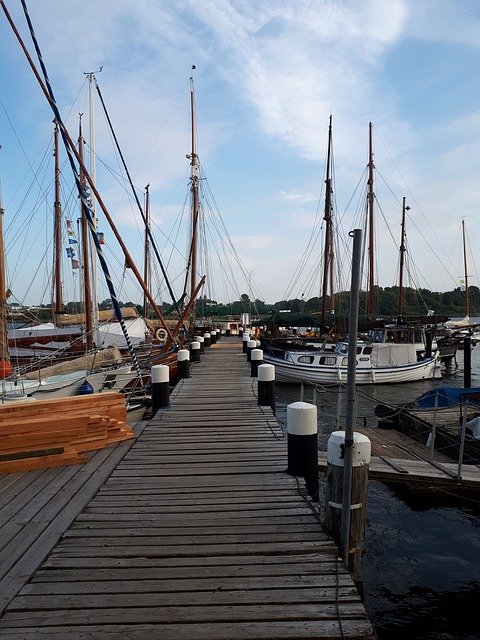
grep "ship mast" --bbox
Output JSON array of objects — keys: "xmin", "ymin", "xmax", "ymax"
[
  {"xmin": 321, "ymin": 115, "xmax": 334, "ymax": 323},
  {"xmin": 462, "ymin": 218, "xmax": 469, "ymax": 319},
  {"xmin": 86, "ymin": 71, "xmax": 99, "ymax": 332},
  {"xmin": 0, "ymin": 193, "xmax": 9, "ymax": 367},
  {"xmin": 143, "ymin": 183, "xmax": 151, "ymax": 318},
  {"xmin": 397, "ymin": 197, "xmax": 410, "ymax": 318},
  {"xmin": 78, "ymin": 115, "xmax": 93, "ymax": 351},
  {"xmin": 53, "ymin": 119, "xmax": 63, "ymax": 319},
  {"xmin": 188, "ymin": 71, "xmax": 200, "ymax": 333},
  {"xmin": 367, "ymin": 122, "xmax": 376, "ymax": 317}
]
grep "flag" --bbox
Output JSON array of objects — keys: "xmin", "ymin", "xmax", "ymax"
[
  {"xmin": 71, "ymin": 259, "xmax": 80, "ymax": 270},
  {"xmin": 66, "ymin": 247, "xmax": 74, "ymax": 258},
  {"xmin": 66, "ymin": 219, "xmax": 73, "ymax": 230},
  {"xmin": 97, "ymin": 232, "xmax": 105, "ymax": 245},
  {"xmin": 68, "ymin": 237, "xmax": 78, "ymax": 244}
]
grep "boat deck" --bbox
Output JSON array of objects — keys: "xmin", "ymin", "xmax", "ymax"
[{"xmin": 0, "ymin": 337, "xmax": 374, "ymax": 639}]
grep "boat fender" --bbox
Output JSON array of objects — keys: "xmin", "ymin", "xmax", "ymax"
[
  {"xmin": 155, "ymin": 328, "xmax": 168, "ymax": 342},
  {"xmin": 77, "ymin": 380, "xmax": 94, "ymax": 395}
]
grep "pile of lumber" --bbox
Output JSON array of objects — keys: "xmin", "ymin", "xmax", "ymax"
[{"xmin": 0, "ymin": 392, "xmax": 134, "ymax": 473}]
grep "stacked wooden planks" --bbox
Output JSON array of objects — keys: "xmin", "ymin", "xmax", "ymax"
[{"xmin": 0, "ymin": 393, "xmax": 133, "ymax": 474}]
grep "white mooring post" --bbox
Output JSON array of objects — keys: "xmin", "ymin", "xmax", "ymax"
[
  {"xmin": 177, "ymin": 349, "xmax": 190, "ymax": 380},
  {"xmin": 257, "ymin": 363, "xmax": 275, "ymax": 414},
  {"xmin": 151, "ymin": 364, "xmax": 170, "ymax": 414},
  {"xmin": 203, "ymin": 332, "xmax": 211, "ymax": 348},
  {"xmin": 242, "ymin": 332, "xmax": 250, "ymax": 353},
  {"xmin": 325, "ymin": 431, "xmax": 371, "ymax": 580},
  {"xmin": 190, "ymin": 341, "xmax": 201, "ymax": 363},
  {"xmin": 246, "ymin": 339, "xmax": 256, "ymax": 362},
  {"xmin": 250, "ymin": 348, "xmax": 263, "ymax": 377},
  {"xmin": 210, "ymin": 330, "xmax": 217, "ymax": 344},
  {"xmin": 287, "ymin": 401, "xmax": 319, "ymax": 501},
  {"xmin": 196, "ymin": 335, "xmax": 205, "ymax": 354}
]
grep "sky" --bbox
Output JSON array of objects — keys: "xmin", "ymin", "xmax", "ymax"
[{"xmin": 1, "ymin": 0, "xmax": 480, "ymax": 308}]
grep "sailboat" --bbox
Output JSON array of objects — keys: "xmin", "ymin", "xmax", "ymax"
[{"xmin": 263, "ymin": 121, "xmax": 441, "ymax": 385}]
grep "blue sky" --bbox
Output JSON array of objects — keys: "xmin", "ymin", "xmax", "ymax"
[{"xmin": 1, "ymin": 0, "xmax": 480, "ymax": 308}]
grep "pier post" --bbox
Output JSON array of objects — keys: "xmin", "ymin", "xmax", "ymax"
[
  {"xmin": 195, "ymin": 335, "xmax": 205, "ymax": 354},
  {"xmin": 286, "ymin": 401, "xmax": 319, "ymax": 501},
  {"xmin": 242, "ymin": 333, "xmax": 250, "ymax": 353},
  {"xmin": 151, "ymin": 364, "xmax": 170, "ymax": 414},
  {"xmin": 210, "ymin": 330, "xmax": 217, "ymax": 344},
  {"xmin": 177, "ymin": 349, "xmax": 190, "ymax": 380},
  {"xmin": 325, "ymin": 431, "xmax": 370, "ymax": 580},
  {"xmin": 204, "ymin": 332, "xmax": 211, "ymax": 348},
  {"xmin": 190, "ymin": 341, "xmax": 201, "ymax": 363},
  {"xmin": 257, "ymin": 364, "xmax": 275, "ymax": 415},
  {"xmin": 246, "ymin": 339, "xmax": 256, "ymax": 362},
  {"xmin": 464, "ymin": 337, "xmax": 472, "ymax": 388},
  {"xmin": 250, "ymin": 348, "xmax": 263, "ymax": 377}
]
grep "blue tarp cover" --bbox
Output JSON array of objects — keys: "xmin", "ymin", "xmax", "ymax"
[{"xmin": 414, "ymin": 387, "xmax": 480, "ymax": 408}]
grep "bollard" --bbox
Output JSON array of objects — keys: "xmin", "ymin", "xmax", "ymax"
[
  {"xmin": 196, "ymin": 335, "xmax": 205, "ymax": 354},
  {"xmin": 190, "ymin": 341, "xmax": 201, "ymax": 363},
  {"xmin": 286, "ymin": 402, "xmax": 319, "ymax": 501},
  {"xmin": 210, "ymin": 330, "xmax": 217, "ymax": 344},
  {"xmin": 325, "ymin": 431, "xmax": 371, "ymax": 580},
  {"xmin": 258, "ymin": 363, "xmax": 275, "ymax": 415},
  {"xmin": 151, "ymin": 364, "xmax": 170, "ymax": 414},
  {"xmin": 250, "ymin": 348, "xmax": 263, "ymax": 377},
  {"xmin": 246, "ymin": 339, "xmax": 256, "ymax": 362},
  {"xmin": 177, "ymin": 349, "xmax": 190, "ymax": 380},
  {"xmin": 203, "ymin": 332, "xmax": 211, "ymax": 348},
  {"xmin": 239, "ymin": 327, "xmax": 244, "ymax": 337},
  {"xmin": 256, "ymin": 339, "xmax": 261, "ymax": 348},
  {"xmin": 225, "ymin": 328, "xmax": 231, "ymax": 336},
  {"xmin": 242, "ymin": 333, "xmax": 250, "ymax": 353}
]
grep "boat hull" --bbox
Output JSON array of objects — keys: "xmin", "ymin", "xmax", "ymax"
[{"xmin": 263, "ymin": 353, "xmax": 441, "ymax": 385}]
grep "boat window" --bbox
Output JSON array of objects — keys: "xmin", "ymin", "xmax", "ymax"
[
  {"xmin": 341, "ymin": 357, "xmax": 349, "ymax": 366},
  {"xmin": 319, "ymin": 356, "xmax": 336, "ymax": 365},
  {"xmin": 363, "ymin": 346, "xmax": 373, "ymax": 355},
  {"xmin": 356, "ymin": 346, "xmax": 362, "ymax": 355},
  {"xmin": 297, "ymin": 355, "xmax": 315, "ymax": 364}
]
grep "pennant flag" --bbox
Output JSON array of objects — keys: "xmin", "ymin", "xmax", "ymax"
[
  {"xmin": 68, "ymin": 237, "xmax": 78, "ymax": 245},
  {"xmin": 71, "ymin": 259, "xmax": 80, "ymax": 270},
  {"xmin": 66, "ymin": 219, "xmax": 73, "ymax": 230},
  {"xmin": 97, "ymin": 232, "xmax": 105, "ymax": 245},
  {"xmin": 66, "ymin": 247, "xmax": 74, "ymax": 258}
]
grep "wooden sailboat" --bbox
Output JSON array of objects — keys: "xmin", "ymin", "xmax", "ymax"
[{"xmin": 263, "ymin": 121, "xmax": 441, "ymax": 385}]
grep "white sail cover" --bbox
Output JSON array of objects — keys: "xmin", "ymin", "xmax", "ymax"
[{"xmin": 95, "ymin": 318, "xmax": 150, "ymax": 348}]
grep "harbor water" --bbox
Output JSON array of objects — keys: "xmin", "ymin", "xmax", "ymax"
[{"xmin": 275, "ymin": 344, "xmax": 480, "ymax": 640}]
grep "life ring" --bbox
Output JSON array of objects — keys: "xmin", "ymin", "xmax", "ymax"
[{"xmin": 155, "ymin": 328, "xmax": 168, "ymax": 342}]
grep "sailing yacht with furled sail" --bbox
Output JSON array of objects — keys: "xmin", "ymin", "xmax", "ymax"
[{"xmin": 262, "ymin": 120, "xmax": 441, "ymax": 385}]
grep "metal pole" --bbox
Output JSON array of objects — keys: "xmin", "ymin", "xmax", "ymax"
[
  {"xmin": 457, "ymin": 401, "xmax": 467, "ymax": 481},
  {"xmin": 340, "ymin": 228, "xmax": 362, "ymax": 566}
]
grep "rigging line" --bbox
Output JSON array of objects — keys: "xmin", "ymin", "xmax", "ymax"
[
  {"xmin": 94, "ymin": 79, "xmax": 181, "ymax": 315},
  {"xmin": 13, "ymin": 0, "xmax": 145, "ymax": 382},
  {"xmin": 11, "ymin": 2, "xmax": 176, "ymax": 347}
]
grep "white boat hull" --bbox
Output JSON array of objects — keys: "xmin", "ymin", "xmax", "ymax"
[{"xmin": 263, "ymin": 342, "xmax": 441, "ymax": 385}]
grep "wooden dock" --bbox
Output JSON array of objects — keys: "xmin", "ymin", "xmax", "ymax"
[{"xmin": 0, "ymin": 338, "xmax": 374, "ymax": 639}]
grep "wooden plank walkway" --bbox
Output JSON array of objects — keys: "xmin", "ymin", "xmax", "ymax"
[{"xmin": 0, "ymin": 337, "xmax": 374, "ymax": 639}]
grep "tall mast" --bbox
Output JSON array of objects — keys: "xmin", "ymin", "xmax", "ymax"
[
  {"xmin": 367, "ymin": 122, "xmax": 376, "ymax": 317},
  {"xmin": 462, "ymin": 218, "xmax": 469, "ymax": 319},
  {"xmin": 189, "ymin": 70, "xmax": 199, "ymax": 332},
  {"xmin": 0, "ymin": 193, "xmax": 9, "ymax": 365},
  {"xmin": 397, "ymin": 197, "xmax": 409, "ymax": 318},
  {"xmin": 53, "ymin": 119, "xmax": 63, "ymax": 318},
  {"xmin": 321, "ymin": 115, "xmax": 334, "ymax": 323},
  {"xmin": 143, "ymin": 183, "xmax": 151, "ymax": 318},
  {"xmin": 78, "ymin": 115, "xmax": 93, "ymax": 351},
  {"xmin": 87, "ymin": 71, "xmax": 99, "ymax": 331}
]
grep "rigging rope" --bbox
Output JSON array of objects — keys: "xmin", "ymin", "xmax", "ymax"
[{"xmin": 12, "ymin": 0, "xmax": 144, "ymax": 384}]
